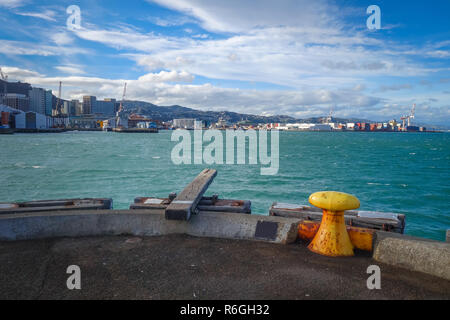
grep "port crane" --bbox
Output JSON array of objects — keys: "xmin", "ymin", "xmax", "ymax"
[
  {"xmin": 55, "ymin": 81, "xmax": 62, "ymax": 116},
  {"xmin": 0, "ymin": 67, "xmax": 8, "ymax": 102},
  {"xmin": 326, "ymin": 106, "xmax": 334, "ymax": 123},
  {"xmin": 116, "ymin": 82, "xmax": 127, "ymax": 128},
  {"xmin": 400, "ymin": 104, "xmax": 416, "ymax": 131}
]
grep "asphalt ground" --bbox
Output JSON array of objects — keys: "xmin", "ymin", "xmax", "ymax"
[{"xmin": 0, "ymin": 234, "xmax": 449, "ymax": 300}]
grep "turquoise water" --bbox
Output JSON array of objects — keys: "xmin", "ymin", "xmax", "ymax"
[{"xmin": 1, "ymin": 131, "xmax": 449, "ymax": 241}]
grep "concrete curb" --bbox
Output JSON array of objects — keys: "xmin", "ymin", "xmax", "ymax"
[
  {"xmin": 0, "ymin": 209, "xmax": 301, "ymax": 245},
  {"xmin": 373, "ymin": 231, "xmax": 450, "ymax": 281}
]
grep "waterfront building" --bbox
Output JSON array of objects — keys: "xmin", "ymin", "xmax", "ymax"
[
  {"xmin": 128, "ymin": 114, "xmax": 160, "ymax": 128},
  {"xmin": 0, "ymin": 104, "xmax": 23, "ymax": 128},
  {"xmin": 28, "ymin": 87, "xmax": 46, "ymax": 114},
  {"xmin": 216, "ymin": 117, "xmax": 228, "ymax": 128},
  {"xmin": 62, "ymin": 100, "xmax": 70, "ymax": 115},
  {"xmin": 94, "ymin": 98, "xmax": 116, "ymax": 116},
  {"xmin": 173, "ymin": 118, "xmax": 197, "ymax": 129},
  {"xmin": 68, "ymin": 100, "xmax": 82, "ymax": 116},
  {"xmin": 310, "ymin": 124, "xmax": 332, "ymax": 131},
  {"xmin": 194, "ymin": 120, "xmax": 206, "ymax": 129},
  {"xmin": 2, "ymin": 93, "xmax": 30, "ymax": 112},
  {"xmin": 15, "ymin": 111, "xmax": 47, "ymax": 129},
  {"xmin": 0, "ymin": 79, "xmax": 32, "ymax": 97},
  {"xmin": 69, "ymin": 114, "xmax": 107, "ymax": 129},
  {"xmin": 44, "ymin": 90, "xmax": 52, "ymax": 116},
  {"xmin": 82, "ymin": 96, "xmax": 96, "ymax": 115}
]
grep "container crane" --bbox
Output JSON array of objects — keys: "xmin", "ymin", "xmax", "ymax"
[
  {"xmin": 116, "ymin": 82, "xmax": 127, "ymax": 128},
  {"xmin": 400, "ymin": 104, "xmax": 416, "ymax": 131},
  {"xmin": 0, "ymin": 67, "xmax": 8, "ymax": 102},
  {"xmin": 55, "ymin": 81, "xmax": 62, "ymax": 116},
  {"xmin": 326, "ymin": 106, "xmax": 334, "ymax": 123}
]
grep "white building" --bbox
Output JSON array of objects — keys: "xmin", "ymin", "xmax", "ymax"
[
  {"xmin": 310, "ymin": 124, "xmax": 332, "ymax": 131},
  {"xmin": 173, "ymin": 118, "xmax": 196, "ymax": 129}
]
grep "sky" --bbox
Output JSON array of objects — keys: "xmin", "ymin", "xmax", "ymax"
[{"xmin": 0, "ymin": 0, "xmax": 449, "ymax": 125}]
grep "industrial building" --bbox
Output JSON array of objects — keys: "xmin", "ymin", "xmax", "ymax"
[
  {"xmin": 0, "ymin": 104, "xmax": 22, "ymax": 128},
  {"xmin": 15, "ymin": 111, "xmax": 47, "ymax": 129},
  {"xmin": 173, "ymin": 118, "xmax": 197, "ymax": 129}
]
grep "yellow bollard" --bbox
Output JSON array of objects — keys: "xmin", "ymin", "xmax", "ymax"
[{"xmin": 307, "ymin": 191, "xmax": 360, "ymax": 257}]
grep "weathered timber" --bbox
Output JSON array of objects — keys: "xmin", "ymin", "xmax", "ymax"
[
  {"xmin": 270, "ymin": 202, "xmax": 405, "ymax": 234},
  {"xmin": 131, "ymin": 196, "xmax": 251, "ymax": 214},
  {"xmin": 165, "ymin": 169, "xmax": 217, "ymax": 220},
  {"xmin": 0, "ymin": 198, "xmax": 112, "ymax": 215}
]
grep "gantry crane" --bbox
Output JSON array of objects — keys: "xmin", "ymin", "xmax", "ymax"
[
  {"xmin": 0, "ymin": 67, "xmax": 8, "ymax": 102},
  {"xmin": 400, "ymin": 104, "xmax": 416, "ymax": 131},
  {"xmin": 116, "ymin": 82, "xmax": 127, "ymax": 128},
  {"xmin": 55, "ymin": 81, "xmax": 62, "ymax": 116},
  {"xmin": 326, "ymin": 105, "xmax": 334, "ymax": 123}
]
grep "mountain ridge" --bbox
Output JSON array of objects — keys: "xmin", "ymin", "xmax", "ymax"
[{"xmin": 123, "ymin": 100, "xmax": 374, "ymax": 125}]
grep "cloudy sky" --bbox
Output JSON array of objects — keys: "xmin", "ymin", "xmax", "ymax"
[{"xmin": 0, "ymin": 0, "xmax": 449, "ymax": 125}]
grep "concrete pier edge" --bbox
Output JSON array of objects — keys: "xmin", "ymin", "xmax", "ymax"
[
  {"xmin": 0, "ymin": 209, "xmax": 301, "ymax": 245},
  {"xmin": 0, "ymin": 209, "xmax": 449, "ymax": 280}
]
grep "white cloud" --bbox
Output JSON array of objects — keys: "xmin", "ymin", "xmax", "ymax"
[
  {"xmin": 55, "ymin": 65, "xmax": 86, "ymax": 75},
  {"xmin": 147, "ymin": 0, "xmax": 338, "ymax": 33},
  {"xmin": 0, "ymin": 40, "xmax": 89, "ymax": 56},
  {"xmin": 2, "ymin": 66, "xmax": 41, "ymax": 78},
  {"xmin": 5, "ymin": 65, "xmax": 448, "ymax": 124},
  {"xmin": 51, "ymin": 32, "xmax": 74, "ymax": 46},
  {"xmin": 68, "ymin": 23, "xmax": 430, "ymax": 90},
  {"xmin": 2, "ymin": 1, "xmax": 448, "ymax": 123},
  {"xmin": 15, "ymin": 9, "xmax": 57, "ymax": 21},
  {"xmin": 379, "ymin": 83, "xmax": 413, "ymax": 92},
  {"xmin": 0, "ymin": 0, "xmax": 25, "ymax": 8}
]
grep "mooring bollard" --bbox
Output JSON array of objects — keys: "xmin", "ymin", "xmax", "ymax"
[{"xmin": 307, "ymin": 191, "xmax": 360, "ymax": 257}]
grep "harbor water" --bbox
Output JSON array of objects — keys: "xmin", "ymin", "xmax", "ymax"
[{"xmin": 0, "ymin": 131, "xmax": 449, "ymax": 241}]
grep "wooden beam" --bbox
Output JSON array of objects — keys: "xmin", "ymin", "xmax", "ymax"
[
  {"xmin": 270, "ymin": 203, "xmax": 405, "ymax": 234},
  {"xmin": 165, "ymin": 169, "xmax": 217, "ymax": 220}
]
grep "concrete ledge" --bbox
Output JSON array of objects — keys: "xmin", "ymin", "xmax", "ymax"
[
  {"xmin": 0, "ymin": 209, "xmax": 301, "ymax": 245},
  {"xmin": 373, "ymin": 231, "xmax": 450, "ymax": 281}
]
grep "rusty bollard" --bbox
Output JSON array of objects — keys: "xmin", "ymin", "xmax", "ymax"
[{"xmin": 308, "ymin": 191, "xmax": 360, "ymax": 257}]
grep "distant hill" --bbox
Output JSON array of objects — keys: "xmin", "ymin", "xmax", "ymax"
[
  {"xmin": 123, "ymin": 100, "xmax": 298, "ymax": 124},
  {"xmin": 123, "ymin": 100, "xmax": 378, "ymax": 125}
]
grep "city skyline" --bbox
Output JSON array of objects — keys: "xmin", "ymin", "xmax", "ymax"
[{"xmin": 0, "ymin": 0, "xmax": 449, "ymax": 125}]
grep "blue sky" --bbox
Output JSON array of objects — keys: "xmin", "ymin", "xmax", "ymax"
[{"xmin": 0, "ymin": 0, "xmax": 449, "ymax": 125}]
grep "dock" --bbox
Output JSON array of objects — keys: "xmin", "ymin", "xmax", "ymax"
[
  {"xmin": 0, "ymin": 169, "xmax": 449, "ymax": 299},
  {"xmin": 1, "ymin": 233, "xmax": 449, "ymax": 300},
  {"xmin": 112, "ymin": 128, "xmax": 158, "ymax": 133}
]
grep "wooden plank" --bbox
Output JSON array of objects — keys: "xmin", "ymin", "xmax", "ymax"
[
  {"xmin": 0, "ymin": 198, "xmax": 112, "ymax": 215},
  {"xmin": 131, "ymin": 197, "xmax": 250, "ymax": 214},
  {"xmin": 0, "ymin": 204, "xmax": 106, "ymax": 215},
  {"xmin": 270, "ymin": 202, "xmax": 405, "ymax": 234},
  {"xmin": 165, "ymin": 169, "xmax": 217, "ymax": 220}
]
